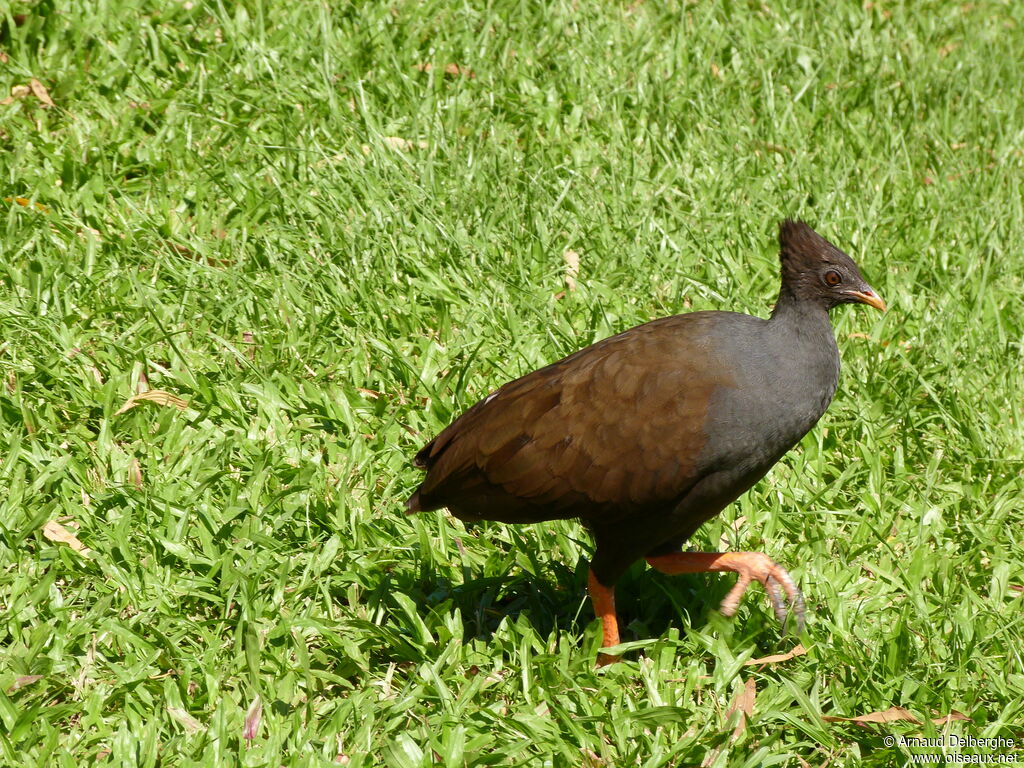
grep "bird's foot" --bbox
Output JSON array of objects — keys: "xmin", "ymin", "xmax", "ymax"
[
  {"xmin": 716, "ymin": 552, "xmax": 805, "ymax": 633},
  {"xmin": 645, "ymin": 551, "xmax": 806, "ymax": 633}
]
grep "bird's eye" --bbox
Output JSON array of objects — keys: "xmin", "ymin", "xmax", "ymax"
[{"xmin": 824, "ymin": 270, "xmax": 842, "ymax": 286}]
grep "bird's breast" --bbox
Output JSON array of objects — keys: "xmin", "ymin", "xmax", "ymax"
[{"xmin": 697, "ymin": 332, "xmax": 840, "ymax": 474}]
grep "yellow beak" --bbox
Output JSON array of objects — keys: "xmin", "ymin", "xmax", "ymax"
[{"xmin": 848, "ymin": 289, "xmax": 887, "ymax": 312}]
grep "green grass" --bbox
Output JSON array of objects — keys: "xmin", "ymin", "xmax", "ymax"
[{"xmin": 1, "ymin": 0, "xmax": 1023, "ymax": 765}]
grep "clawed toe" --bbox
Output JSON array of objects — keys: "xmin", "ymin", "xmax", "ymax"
[
  {"xmin": 765, "ymin": 576, "xmax": 788, "ymax": 626},
  {"xmin": 715, "ymin": 553, "xmax": 806, "ymax": 633},
  {"xmin": 645, "ymin": 550, "xmax": 807, "ymax": 634}
]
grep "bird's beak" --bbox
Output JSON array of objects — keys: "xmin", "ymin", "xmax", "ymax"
[{"xmin": 847, "ymin": 287, "xmax": 887, "ymax": 312}]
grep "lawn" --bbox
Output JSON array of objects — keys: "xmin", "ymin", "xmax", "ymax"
[{"xmin": 1, "ymin": 1, "xmax": 1022, "ymax": 765}]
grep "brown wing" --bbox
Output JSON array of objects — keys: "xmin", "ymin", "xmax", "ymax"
[{"xmin": 411, "ymin": 313, "xmax": 735, "ymax": 525}]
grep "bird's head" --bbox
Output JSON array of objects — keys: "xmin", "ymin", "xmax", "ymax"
[{"xmin": 778, "ymin": 219, "xmax": 886, "ymax": 312}]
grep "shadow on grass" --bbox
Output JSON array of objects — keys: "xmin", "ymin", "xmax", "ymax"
[{"xmin": 343, "ymin": 552, "xmax": 786, "ymax": 669}]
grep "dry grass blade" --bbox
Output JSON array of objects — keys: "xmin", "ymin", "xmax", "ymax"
[
  {"xmin": 42, "ymin": 521, "xmax": 90, "ymax": 554},
  {"xmin": 444, "ymin": 62, "xmax": 474, "ymax": 77},
  {"xmin": 727, "ymin": 678, "xmax": 756, "ymax": 737},
  {"xmin": 744, "ymin": 644, "xmax": 807, "ymax": 666},
  {"xmin": 823, "ymin": 706, "xmax": 920, "ymax": 724},
  {"xmin": 382, "ymin": 136, "xmax": 427, "ymax": 151},
  {"xmin": 7, "ymin": 675, "xmax": 43, "ymax": 693},
  {"xmin": 6, "ymin": 84, "xmax": 31, "ymax": 102},
  {"xmin": 930, "ymin": 711, "xmax": 970, "ymax": 725},
  {"xmin": 823, "ymin": 706, "xmax": 971, "ymax": 726},
  {"xmin": 414, "ymin": 62, "xmax": 475, "ymax": 78},
  {"xmin": 167, "ymin": 707, "xmax": 205, "ymax": 734},
  {"xmin": 563, "ymin": 249, "xmax": 580, "ymax": 292},
  {"xmin": 114, "ymin": 389, "xmax": 188, "ymax": 415},
  {"xmin": 719, "ymin": 514, "xmax": 747, "ymax": 550},
  {"xmin": 29, "ymin": 79, "xmax": 55, "ymax": 107},
  {"xmin": 702, "ymin": 678, "xmax": 756, "ymax": 766},
  {"xmin": 129, "ymin": 458, "xmax": 144, "ymax": 489}
]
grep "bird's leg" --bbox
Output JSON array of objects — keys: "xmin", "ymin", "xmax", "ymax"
[
  {"xmin": 587, "ymin": 568, "xmax": 620, "ymax": 667},
  {"xmin": 645, "ymin": 551, "xmax": 805, "ymax": 632}
]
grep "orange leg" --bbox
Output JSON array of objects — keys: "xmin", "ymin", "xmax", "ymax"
[
  {"xmin": 587, "ymin": 568, "xmax": 620, "ymax": 667},
  {"xmin": 646, "ymin": 551, "xmax": 805, "ymax": 631}
]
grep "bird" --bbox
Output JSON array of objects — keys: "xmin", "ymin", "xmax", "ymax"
[{"xmin": 406, "ymin": 220, "xmax": 885, "ymax": 665}]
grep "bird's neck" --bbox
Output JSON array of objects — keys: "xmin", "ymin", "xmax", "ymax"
[
  {"xmin": 769, "ymin": 286, "xmax": 831, "ymax": 328},
  {"xmin": 768, "ymin": 287, "xmax": 839, "ymax": 366},
  {"xmin": 770, "ymin": 284, "xmax": 839, "ymax": 391}
]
